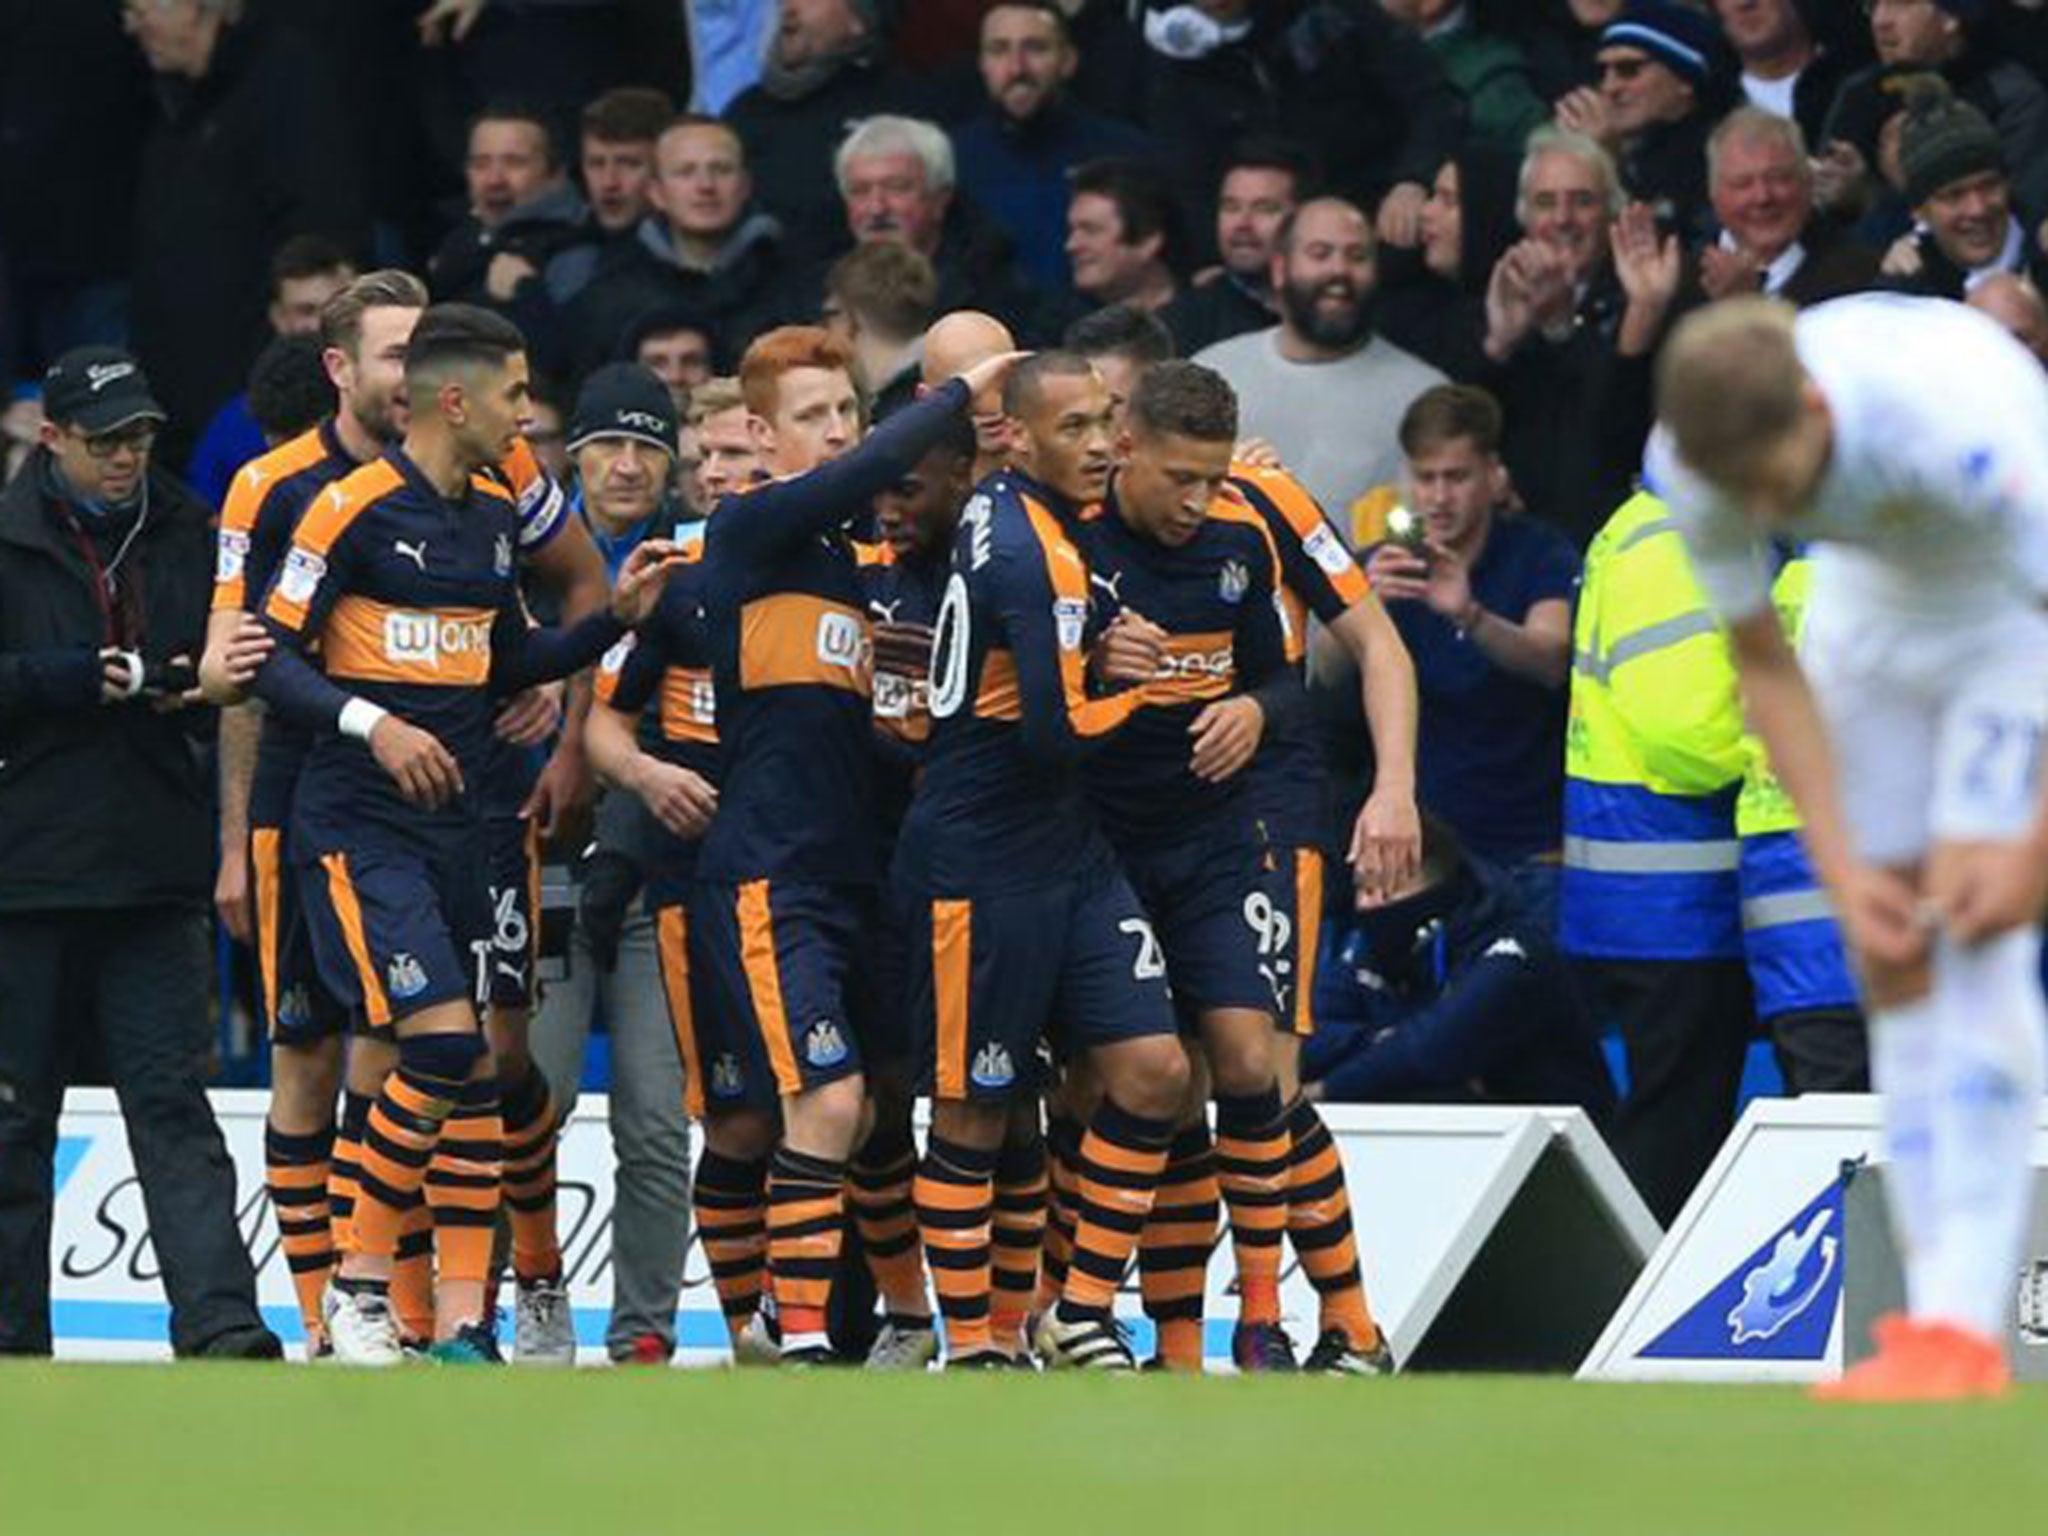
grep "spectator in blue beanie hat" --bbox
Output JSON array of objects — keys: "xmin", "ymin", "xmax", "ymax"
[{"xmin": 1555, "ymin": 0, "xmax": 1737, "ymax": 248}]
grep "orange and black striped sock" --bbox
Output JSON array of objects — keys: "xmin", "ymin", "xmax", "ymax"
[
  {"xmin": 1285, "ymin": 1095, "xmax": 1381, "ymax": 1350},
  {"xmin": 1139, "ymin": 1123, "xmax": 1219, "ymax": 1371},
  {"xmin": 990, "ymin": 1134, "xmax": 1048, "ymax": 1356},
  {"xmin": 391, "ymin": 1196, "xmax": 435, "ymax": 1342},
  {"xmin": 352, "ymin": 1068, "xmax": 457, "ymax": 1265},
  {"xmin": 849, "ymin": 1126, "xmax": 929, "ymax": 1322},
  {"xmin": 915, "ymin": 1136, "xmax": 997, "ymax": 1358},
  {"xmin": 327, "ymin": 1092, "xmax": 371, "ymax": 1259},
  {"xmin": 694, "ymin": 1150, "xmax": 769, "ymax": 1341},
  {"xmin": 1214, "ymin": 1087, "xmax": 1291, "ymax": 1328},
  {"xmin": 264, "ymin": 1122, "xmax": 335, "ymax": 1342},
  {"xmin": 767, "ymin": 1147, "xmax": 846, "ymax": 1351},
  {"xmin": 1058, "ymin": 1100, "xmax": 1174, "ymax": 1323},
  {"xmin": 1036, "ymin": 1112, "xmax": 1082, "ymax": 1314},
  {"xmin": 501, "ymin": 1063, "xmax": 561, "ymax": 1283},
  {"xmin": 427, "ymin": 1078, "xmax": 503, "ymax": 1290}
]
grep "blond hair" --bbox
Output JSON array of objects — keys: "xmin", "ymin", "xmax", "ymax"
[
  {"xmin": 685, "ymin": 376, "xmax": 745, "ymax": 427},
  {"xmin": 1656, "ymin": 297, "xmax": 1805, "ymax": 478}
]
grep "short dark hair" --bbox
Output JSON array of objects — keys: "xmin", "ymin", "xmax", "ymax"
[
  {"xmin": 1128, "ymin": 360, "xmax": 1237, "ymax": 443},
  {"xmin": 981, "ymin": 0, "xmax": 1071, "ymax": 41},
  {"xmin": 1398, "ymin": 384, "xmax": 1503, "ymax": 459},
  {"xmin": 270, "ymin": 234, "xmax": 355, "ymax": 297},
  {"xmin": 247, "ymin": 333, "xmax": 332, "ymax": 444},
  {"xmin": 580, "ymin": 85, "xmax": 674, "ymax": 145},
  {"xmin": 404, "ymin": 304, "xmax": 527, "ymax": 388},
  {"xmin": 319, "ymin": 269, "xmax": 429, "ymax": 357},
  {"xmin": 1063, "ymin": 303, "xmax": 1177, "ymax": 366},
  {"xmin": 470, "ymin": 103, "xmax": 559, "ymax": 171},
  {"xmin": 827, "ymin": 242, "xmax": 939, "ymax": 340},
  {"xmin": 1221, "ymin": 134, "xmax": 1320, "ymax": 200},
  {"xmin": 1070, "ymin": 157, "xmax": 1185, "ymax": 273},
  {"xmin": 1003, "ymin": 350, "xmax": 1099, "ymax": 417}
]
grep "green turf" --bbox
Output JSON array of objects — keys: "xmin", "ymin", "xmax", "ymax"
[{"xmin": 3, "ymin": 1367, "xmax": 2044, "ymax": 1534}]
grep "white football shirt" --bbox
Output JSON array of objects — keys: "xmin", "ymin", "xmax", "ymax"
[{"xmin": 1647, "ymin": 293, "xmax": 2048, "ymax": 623}]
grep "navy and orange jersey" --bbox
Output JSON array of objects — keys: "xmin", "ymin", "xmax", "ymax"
[
  {"xmin": 251, "ymin": 447, "xmax": 621, "ymax": 848},
  {"xmin": 857, "ymin": 539, "xmax": 947, "ymax": 843},
  {"xmin": 473, "ymin": 436, "xmax": 580, "ymax": 821},
  {"xmin": 896, "ymin": 469, "xmax": 1145, "ymax": 897},
  {"xmin": 1228, "ymin": 463, "xmax": 1374, "ymax": 851},
  {"xmin": 212, "ymin": 419, "xmax": 355, "ymax": 827},
  {"xmin": 1077, "ymin": 482, "xmax": 1293, "ymax": 848},
  {"xmin": 696, "ymin": 379, "xmax": 970, "ymax": 886},
  {"xmin": 595, "ymin": 536, "xmax": 719, "ymax": 886}
]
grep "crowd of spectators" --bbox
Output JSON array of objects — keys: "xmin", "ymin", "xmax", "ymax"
[{"xmin": 9, "ymin": 0, "xmax": 2048, "ymax": 1231}]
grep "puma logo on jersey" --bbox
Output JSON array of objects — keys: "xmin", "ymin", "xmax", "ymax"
[
  {"xmin": 394, "ymin": 539, "xmax": 428, "ymax": 571},
  {"xmin": 1090, "ymin": 570, "xmax": 1125, "ymax": 604}
]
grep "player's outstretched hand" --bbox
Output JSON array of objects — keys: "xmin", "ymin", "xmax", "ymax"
[
  {"xmin": 202, "ymin": 614, "xmax": 274, "ymax": 704},
  {"xmin": 1351, "ymin": 785, "xmax": 1422, "ymax": 902},
  {"xmin": 1094, "ymin": 611, "xmax": 1166, "ymax": 685},
  {"xmin": 1189, "ymin": 695, "xmax": 1264, "ymax": 783},
  {"xmin": 369, "ymin": 716, "xmax": 464, "ymax": 810},
  {"xmin": 611, "ymin": 539, "xmax": 687, "ymax": 625},
  {"xmin": 635, "ymin": 759, "xmax": 719, "ymax": 839},
  {"xmin": 1929, "ymin": 840, "xmax": 2048, "ymax": 947},
  {"xmin": 955, "ymin": 350, "xmax": 1031, "ymax": 402},
  {"xmin": 1839, "ymin": 863, "xmax": 1933, "ymax": 971}
]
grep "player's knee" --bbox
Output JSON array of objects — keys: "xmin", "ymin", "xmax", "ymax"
[
  {"xmin": 705, "ymin": 1107, "xmax": 778, "ymax": 1162},
  {"xmin": 786, "ymin": 1072, "xmax": 867, "ymax": 1155},
  {"xmin": 1202, "ymin": 1012, "xmax": 1274, "ymax": 1096},
  {"xmin": 931, "ymin": 1097, "xmax": 1007, "ymax": 1151},
  {"xmin": 398, "ymin": 1029, "xmax": 487, "ymax": 1087},
  {"xmin": 269, "ymin": 1037, "xmax": 344, "ymax": 1131},
  {"xmin": 1106, "ymin": 1037, "xmax": 1192, "ymax": 1122}
]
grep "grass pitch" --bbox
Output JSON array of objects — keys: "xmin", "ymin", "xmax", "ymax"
[{"xmin": 3, "ymin": 1367, "xmax": 2044, "ymax": 1535}]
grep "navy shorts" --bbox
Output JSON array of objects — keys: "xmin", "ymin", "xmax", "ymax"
[
  {"xmin": 483, "ymin": 815, "xmax": 542, "ymax": 1010},
  {"xmin": 249, "ymin": 823, "xmax": 349, "ymax": 1045},
  {"xmin": 688, "ymin": 880, "xmax": 877, "ymax": 1108},
  {"xmin": 298, "ymin": 832, "xmax": 491, "ymax": 1036},
  {"xmin": 903, "ymin": 861, "xmax": 1177, "ymax": 1104},
  {"xmin": 650, "ymin": 899, "xmax": 738, "ymax": 1118},
  {"xmin": 1263, "ymin": 842, "xmax": 1327, "ymax": 1037},
  {"xmin": 1120, "ymin": 822, "xmax": 1280, "ymax": 1021}
]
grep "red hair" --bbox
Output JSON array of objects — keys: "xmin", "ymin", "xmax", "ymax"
[{"xmin": 739, "ymin": 326, "xmax": 856, "ymax": 418}]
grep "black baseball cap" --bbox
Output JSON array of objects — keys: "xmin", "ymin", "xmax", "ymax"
[
  {"xmin": 568, "ymin": 362, "xmax": 678, "ymax": 455},
  {"xmin": 43, "ymin": 346, "xmax": 166, "ymax": 435}
]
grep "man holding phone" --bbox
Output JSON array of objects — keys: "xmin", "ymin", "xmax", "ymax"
[{"xmin": 0, "ymin": 346, "xmax": 277, "ymax": 1359}]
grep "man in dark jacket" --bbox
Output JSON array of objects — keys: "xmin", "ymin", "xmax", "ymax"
[
  {"xmin": 1304, "ymin": 816, "xmax": 1615, "ymax": 1117},
  {"xmin": 1141, "ymin": 1, "xmax": 1464, "ymax": 264},
  {"xmin": 0, "ymin": 348, "xmax": 276, "ymax": 1360}
]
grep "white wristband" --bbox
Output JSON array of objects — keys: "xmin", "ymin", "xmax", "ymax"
[
  {"xmin": 338, "ymin": 698, "xmax": 389, "ymax": 742},
  {"xmin": 117, "ymin": 651, "xmax": 146, "ymax": 700}
]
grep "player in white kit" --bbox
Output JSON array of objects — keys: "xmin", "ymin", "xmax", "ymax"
[{"xmin": 1652, "ymin": 293, "xmax": 2048, "ymax": 1402}]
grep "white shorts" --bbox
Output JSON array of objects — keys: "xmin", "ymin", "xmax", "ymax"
[{"xmin": 1804, "ymin": 588, "xmax": 2048, "ymax": 867}]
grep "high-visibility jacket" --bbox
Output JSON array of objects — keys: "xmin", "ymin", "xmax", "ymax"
[
  {"xmin": 1735, "ymin": 557, "xmax": 1860, "ymax": 1018},
  {"xmin": 1561, "ymin": 492, "xmax": 1745, "ymax": 960}
]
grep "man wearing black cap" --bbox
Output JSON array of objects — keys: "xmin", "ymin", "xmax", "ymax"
[
  {"xmin": 1557, "ymin": 0, "xmax": 1739, "ymax": 249},
  {"xmin": 1880, "ymin": 76, "xmax": 2048, "ymax": 299},
  {"xmin": 526, "ymin": 362, "xmax": 702, "ymax": 1364},
  {"xmin": 0, "ymin": 346, "xmax": 277, "ymax": 1359}
]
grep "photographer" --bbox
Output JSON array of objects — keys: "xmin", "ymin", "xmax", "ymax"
[
  {"xmin": 0, "ymin": 347, "xmax": 275, "ymax": 1358},
  {"xmin": 1362, "ymin": 385, "xmax": 1577, "ymax": 932}
]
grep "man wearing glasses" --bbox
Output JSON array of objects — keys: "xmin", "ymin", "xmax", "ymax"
[{"xmin": 0, "ymin": 346, "xmax": 277, "ymax": 1360}]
